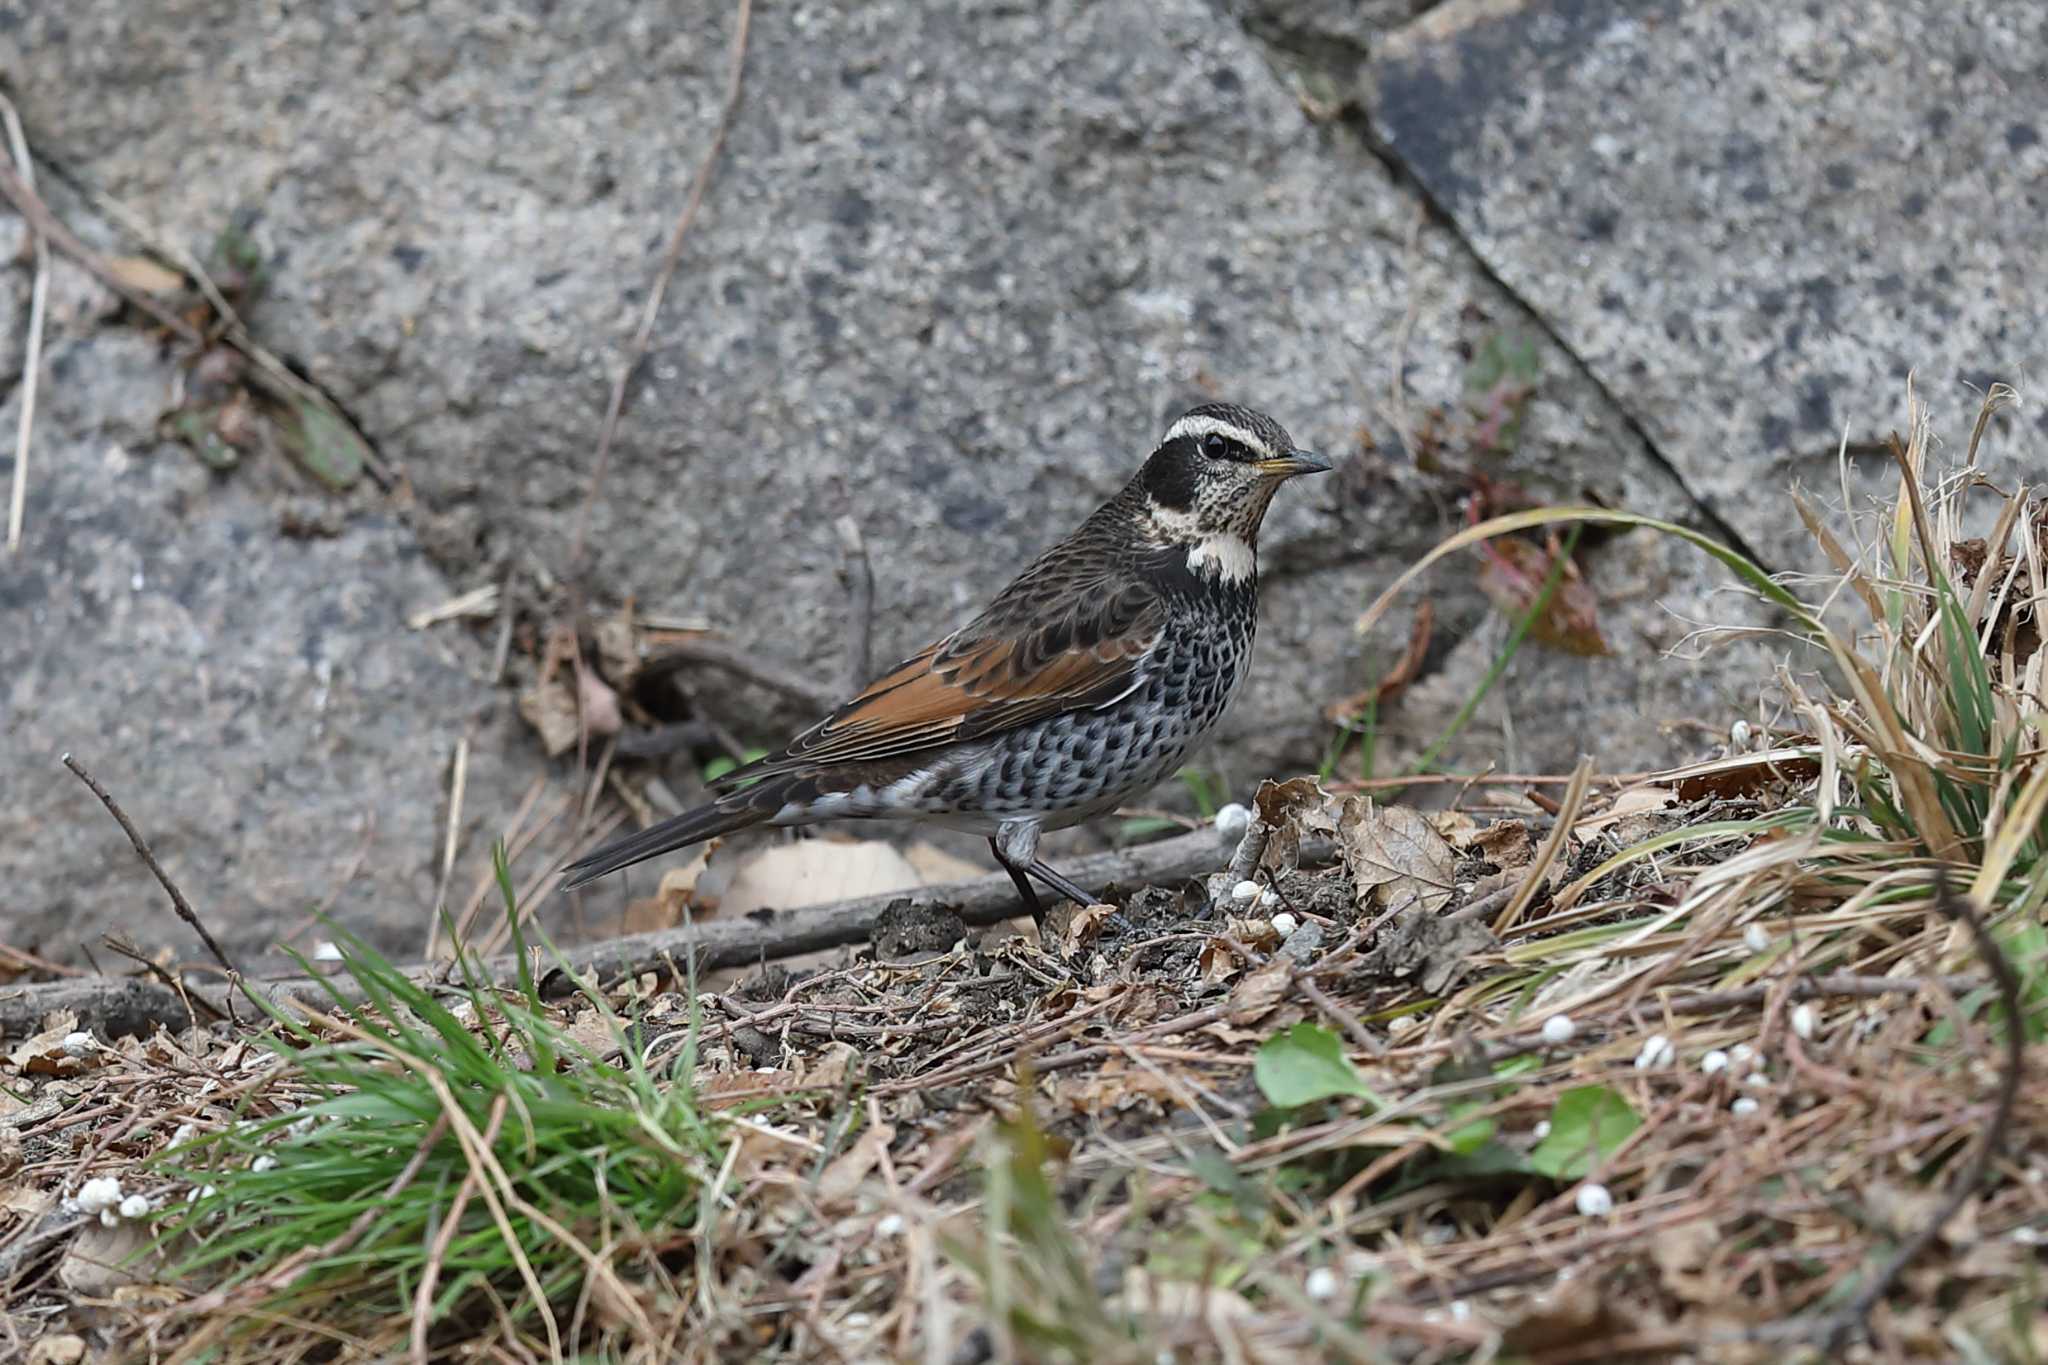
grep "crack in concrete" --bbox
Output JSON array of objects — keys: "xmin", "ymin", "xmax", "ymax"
[
  {"xmin": 1336, "ymin": 102, "xmax": 1775, "ymax": 572},
  {"xmin": 1223, "ymin": 2, "xmax": 1777, "ymax": 576}
]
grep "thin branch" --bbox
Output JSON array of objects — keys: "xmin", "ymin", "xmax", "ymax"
[
  {"xmin": 60, "ymin": 754, "xmax": 241, "ymax": 987},
  {"xmin": 566, "ymin": 0, "xmax": 755, "ymax": 579},
  {"xmin": 0, "ymin": 160, "xmax": 202, "ymax": 344}
]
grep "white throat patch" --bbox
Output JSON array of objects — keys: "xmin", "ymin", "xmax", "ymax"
[{"xmin": 1187, "ymin": 532, "xmax": 1256, "ymax": 583}]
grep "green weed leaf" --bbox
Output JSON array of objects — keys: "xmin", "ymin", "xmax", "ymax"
[
  {"xmin": 1254, "ymin": 1023, "xmax": 1381, "ymax": 1108},
  {"xmin": 1529, "ymin": 1085, "xmax": 1640, "ymax": 1179}
]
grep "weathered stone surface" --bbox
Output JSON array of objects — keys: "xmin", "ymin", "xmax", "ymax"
[
  {"xmin": 3, "ymin": 0, "xmax": 1791, "ymax": 955},
  {"xmin": 0, "ymin": 277, "xmax": 545, "ymax": 967},
  {"xmin": 1369, "ymin": 0, "xmax": 2048, "ymax": 567}
]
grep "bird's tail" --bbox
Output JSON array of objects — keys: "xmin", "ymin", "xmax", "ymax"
[{"xmin": 558, "ymin": 777, "xmax": 797, "ymax": 890}]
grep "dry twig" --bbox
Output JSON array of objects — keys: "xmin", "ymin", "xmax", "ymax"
[{"xmin": 60, "ymin": 754, "xmax": 240, "ymax": 991}]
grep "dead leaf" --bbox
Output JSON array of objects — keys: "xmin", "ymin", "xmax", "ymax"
[
  {"xmin": 722, "ymin": 840, "xmax": 922, "ymax": 916},
  {"xmin": 1475, "ymin": 535, "xmax": 1610, "ymax": 656},
  {"xmin": 577, "ymin": 667, "xmax": 623, "ymax": 739},
  {"xmin": 1340, "ymin": 800, "xmax": 1456, "ymax": 913},
  {"xmin": 7, "ymin": 1012, "xmax": 96, "ymax": 1078},
  {"xmin": 592, "ymin": 613, "xmax": 640, "ymax": 688},
  {"xmin": 27, "ymin": 1336, "xmax": 88, "ymax": 1365},
  {"xmin": 1665, "ymin": 748, "xmax": 1823, "ymax": 801},
  {"xmin": 1226, "ymin": 955, "xmax": 1292, "ymax": 1024},
  {"xmin": 1252, "ymin": 776, "xmax": 1340, "ymax": 870},
  {"xmin": 103, "ymin": 254, "xmax": 185, "ymax": 295},
  {"xmin": 1062, "ymin": 902, "xmax": 1116, "ymax": 954},
  {"xmin": 518, "ymin": 677, "xmax": 583, "ymax": 756},
  {"xmin": 816, "ymin": 1122, "xmax": 895, "ymax": 1207},
  {"xmin": 1499, "ymin": 1273, "xmax": 1629, "ymax": 1353},
  {"xmin": 1574, "ymin": 784, "xmax": 1676, "ymax": 838},
  {"xmin": 1650, "ymin": 1218, "xmax": 1722, "ymax": 1304},
  {"xmin": 903, "ymin": 840, "xmax": 989, "ymax": 885},
  {"xmin": 58, "ymin": 1220, "xmax": 162, "ymax": 1294},
  {"xmin": 1468, "ymin": 818, "xmax": 1534, "ymax": 868},
  {"xmin": 1357, "ymin": 903, "xmax": 1496, "ymax": 993}
]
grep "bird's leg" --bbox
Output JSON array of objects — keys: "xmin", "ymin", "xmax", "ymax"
[
  {"xmin": 988, "ymin": 836, "xmax": 1047, "ymax": 925},
  {"xmin": 1026, "ymin": 859, "xmax": 1102, "ymax": 911}
]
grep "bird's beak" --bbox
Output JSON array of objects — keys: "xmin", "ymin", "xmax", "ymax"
[{"xmin": 1254, "ymin": 450, "xmax": 1333, "ymax": 479}]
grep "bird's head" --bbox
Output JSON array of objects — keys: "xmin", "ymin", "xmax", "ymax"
[{"xmin": 1133, "ymin": 403, "xmax": 1330, "ymax": 581}]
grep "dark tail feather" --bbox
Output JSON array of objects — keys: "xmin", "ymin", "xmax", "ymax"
[{"xmin": 558, "ymin": 781, "xmax": 789, "ymax": 891}]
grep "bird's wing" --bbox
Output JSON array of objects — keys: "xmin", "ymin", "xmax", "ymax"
[{"xmin": 713, "ymin": 553, "xmax": 1165, "ymax": 782}]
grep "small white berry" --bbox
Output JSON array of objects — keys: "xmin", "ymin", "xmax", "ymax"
[
  {"xmin": 1790, "ymin": 1004, "xmax": 1817, "ymax": 1040},
  {"xmin": 1270, "ymin": 912, "xmax": 1299, "ymax": 937},
  {"xmin": 251, "ymin": 1155, "xmax": 280, "ymax": 1173},
  {"xmin": 875, "ymin": 1214, "xmax": 904, "ymax": 1238},
  {"xmin": 1700, "ymin": 1049, "xmax": 1729, "ymax": 1075},
  {"xmin": 1449, "ymin": 1300, "xmax": 1472, "ymax": 1321},
  {"xmin": 1574, "ymin": 1183, "xmax": 1615, "ymax": 1217},
  {"xmin": 1731, "ymin": 1097, "xmax": 1760, "ymax": 1117},
  {"xmin": 1744, "ymin": 1070, "xmax": 1771, "ymax": 1088},
  {"xmin": 1730, "ymin": 1043, "xmax": 1754, "ymax": 1064},
  {"xmin": 76, "ymin": 1176, "xmax": 124, "ymax": 1213},
  {"xmin": 1231, "ymin": 879, "xmax": 1261, "ymax": 904},
  {"xmin": 1213, "ymin": 803, "xmax": 1252, "ymax": 839},
  {"xmin": 1531, "ymin": 1120, "xmax": 1551, "ymax": 1141},
  {"xmin": 118, "ymin": 1194, "xmax": 151, "ymax": 1220},
  {"xmin": 1634, "ymin": 1034, "xmax": 1676, "ymax": 1070},
  {"xmin": 1743, "ymin": 923, "xmax": 1771, "ymax": 953},
  {"xmin": 313, "ymin": 941, "xmax": 344, "ymax": 962},
  {"xmin": 1541, "ymin": 1014, "xmax": 1576, "ymax": 1044},
  {"xmin": 1305, "ymin": 1266, "xmax": 1342, "ymax": 1301}
]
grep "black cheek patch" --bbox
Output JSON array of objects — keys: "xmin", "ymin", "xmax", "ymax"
[{"xmin": 1139, "ymin": 448, "xmax": 1200, "ymax": 510}]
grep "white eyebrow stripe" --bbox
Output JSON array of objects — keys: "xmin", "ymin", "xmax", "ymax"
[{"xmin": 1162, "ymin": 414, "xmax": 1276, "ymax": 461}]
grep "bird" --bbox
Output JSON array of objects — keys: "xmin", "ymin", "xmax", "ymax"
[{"xmin": 560, "ymin": 402, "xmax": 1330, "ymax": 922}]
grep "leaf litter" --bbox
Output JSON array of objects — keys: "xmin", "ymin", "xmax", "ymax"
[{"xmin": 2, "ymin": 389, "xmax": 2044, "ymax": 1362}]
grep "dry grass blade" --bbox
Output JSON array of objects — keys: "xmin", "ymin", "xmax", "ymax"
[{"xmin": 2, "ymin": 95, "xmax": 49, "ymax": 555}]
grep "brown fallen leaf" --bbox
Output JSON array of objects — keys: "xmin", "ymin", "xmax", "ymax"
[
  {"xmin": 1340, "ymin": 800, "xmax": 1456, "ymax": 914},
  {"xmin": 1357, "ymin": 905, "xmax": 1494, "ymax": 993},
  {"xmin": 1226, "ymin": 955, "xmax": 1292, "ymax": 1024},
  {"xmin": 722, "ymin": 839, "xmax": 922, "ymax": 917},
  {"xmin": 1252, "ymin": 775, "xmax": 1340, "ymax": 871},
  {"xmin": 1468, "ymin": 818, "xmax": 1534, "ymax": 868},
  {"xmin": 517, "ymin": 677, "xmax": 582, "ymax": 756},
  {"xmin": 816, "ymin": 1122, "xmax": 895, "ymax": 1208},
  {"xmin": 102, "ymin": 254, "xmax": 186, "ymax": 295},
  {"xmin": 1475, "ymin": 534, "xmax": 1610, "ymax": 656}
]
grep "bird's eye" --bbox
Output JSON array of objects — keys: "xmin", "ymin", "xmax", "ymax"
[{"xmin": 1203, "ymin": 433, "xmax": 1230, "ymax": 458}]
